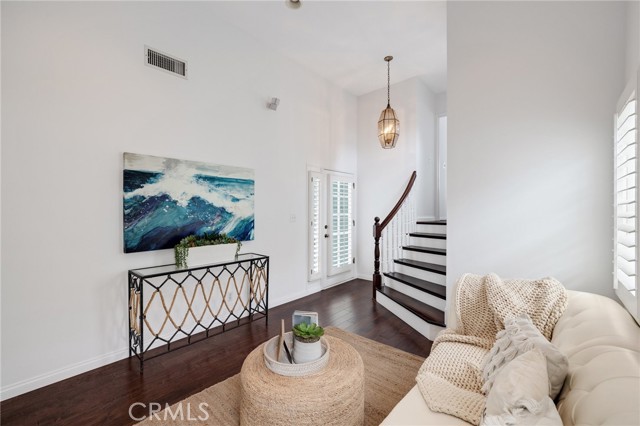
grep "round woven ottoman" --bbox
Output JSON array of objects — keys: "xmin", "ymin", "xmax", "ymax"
[{"xmin": 239, "ymin": 335, "xmax": 365, "ymax": 426}]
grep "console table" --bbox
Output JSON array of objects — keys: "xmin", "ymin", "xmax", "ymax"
[{"xmin": 128, "ymin": 253, "xmax": 269, "ymax": 371}]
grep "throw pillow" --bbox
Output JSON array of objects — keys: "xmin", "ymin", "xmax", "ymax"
[
  {"xmin": 481, "ymin": 348, "xmax": 563, "ymax": 426},
  {"xmin": 482, "ymin": 314, "xmax": 568, "ymax": 399}
]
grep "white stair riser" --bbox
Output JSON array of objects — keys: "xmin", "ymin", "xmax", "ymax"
[
  {"xmin": 377, "ymin": 292, "xmax": 445, "ymax": 340},
  {"xmin": 394, "ymin": 264, "xmax": 446, "ymax": 285},
  {"xmin": 402, "ymin": 250, "xmax": 446, "ymax": 266},
  {"xmin": 410, "ymin": 236, "xmax": 446, "ymax": 249},
  {"xmin": 416, "ymin": 224, "xmax": 447, "ymax": 234},
  {"xmin": 384, "ymin": 279, "xmax": 446, "ymax": 311}
]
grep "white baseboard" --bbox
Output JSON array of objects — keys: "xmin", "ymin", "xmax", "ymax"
[
  {"xmin": 1, "ymin": 347, "xmax": 129, "ymax": 401},
  {"xmin": 357, "ymin": 273, "xmax": 372, "ymax": 281},
  {"xmin": 306, "ymin": 281, "xmax": 323, "ymax": 294},
  {"xmin": 322, "ymin": 275, "xmax": 354, "ymax": 289},
  {"xmin": 269, "ymin": 289, "xmax": 316, "ymax": 308},
  {"xmin": 246, "ymin": 274, "xmax": 358, "ymax": 309},
  {"xmin": 2, "ymin": 278, "xmax": 361, "ymax": 401}
]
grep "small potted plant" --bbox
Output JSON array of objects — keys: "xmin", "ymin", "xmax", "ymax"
[
  {"xmin": 174, "ymin": 232, "xmax": 241, "ymax": 268},
  {"xmin": 292, "ymin": 322, "xmax": 325, "ymax": 363}
]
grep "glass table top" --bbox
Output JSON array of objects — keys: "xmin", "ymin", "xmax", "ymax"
[{"xmin": 129, "ymin": 253, "xmax": 268, "ymax": 278}]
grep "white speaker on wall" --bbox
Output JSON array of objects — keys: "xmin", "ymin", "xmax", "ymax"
[{"xmin": 267, "ymin": 97, "xmax": 280, "ymax": 111}]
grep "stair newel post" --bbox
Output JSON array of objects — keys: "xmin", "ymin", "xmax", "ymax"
[{"xmin": 373, "ymin": 216, "xmax": 382, "ymax": 300}]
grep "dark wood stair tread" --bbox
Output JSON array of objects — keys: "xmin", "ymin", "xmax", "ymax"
[
  {"xmin": 394, "ymin": 258, "xmax": 446, "ymax": 275},
  {"xmin": 379, "ymin": 286, "xmax": 446, "ymax": 327},
  {"xmin": 409, "ymin": 232, "xmax": 446, "ymax": 240},
  {"xmin": 383, "ymin": 272, "xmax": 446, "ymax": 299},
  {"xmin": 417, "ymin": 220, "xmax": 447, "ymax": 225},
  {"xmin": 403, "ymin": 245, "xmax": 446, "ymax": 256}
]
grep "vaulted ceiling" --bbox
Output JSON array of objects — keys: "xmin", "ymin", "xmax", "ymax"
[{"xmin": 213, "ymin": 1, "xmax": 447, "ymax": 96}]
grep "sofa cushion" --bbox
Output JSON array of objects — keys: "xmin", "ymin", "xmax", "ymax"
[
  {"xmin": 482, "ymin": 314, "xmax": 568, "ymax": 399},
  {"xmin": 482, "ymin": 348, "xmax": 562, "ymax": 426},
  {"xmin": 552, "ymin": 291, "xmax": 640, "ymax": 426},
  {"xmin": 380, "ymin": 386, "xmax": 470, "ymax": 426}
]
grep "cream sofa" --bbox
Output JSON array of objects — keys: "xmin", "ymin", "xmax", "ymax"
[{"xmin": 382, "ymin": 290, "xmax": 640, "ymax": 425}]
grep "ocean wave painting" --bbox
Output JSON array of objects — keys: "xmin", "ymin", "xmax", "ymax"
[{"xmin": 123, "ymin": 153, "xmax": 254, "ymax": 253}]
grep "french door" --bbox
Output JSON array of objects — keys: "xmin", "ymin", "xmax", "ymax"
[{"xmin": 308, "ymin": 170, "xmax": 355, "ymax": 287}]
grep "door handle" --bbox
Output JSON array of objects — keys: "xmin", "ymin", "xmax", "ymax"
[{"xmin": 324, "ymin": 234, "xmax": 329, "ymax": 238}]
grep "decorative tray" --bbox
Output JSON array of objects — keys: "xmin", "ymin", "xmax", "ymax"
[{"xmin": 262, "ymin": 332, "xmax": 330, "ymax": 377}]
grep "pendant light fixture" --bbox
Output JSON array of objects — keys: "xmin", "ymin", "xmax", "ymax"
[{"xmin": 378, "ymin": 55, "xmax": 400, "ymax": 149}]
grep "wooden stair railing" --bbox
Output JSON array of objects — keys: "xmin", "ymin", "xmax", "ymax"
[{"xmin": 373, "ymin": 171, "xmax": 417, "ymax": 299}]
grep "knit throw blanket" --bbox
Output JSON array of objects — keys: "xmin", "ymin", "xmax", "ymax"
[{"xmin": 415, "ymin": 273, "xmax": 568, "ymax": 425}]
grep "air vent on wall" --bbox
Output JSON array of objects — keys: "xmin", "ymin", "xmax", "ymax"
[{"xmin": 145, "ymin": 46, "xmax": 187, "ymax": 78}]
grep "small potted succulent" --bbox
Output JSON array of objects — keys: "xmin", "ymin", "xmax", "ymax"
[{"xmin": 292, "ymin": 322, "xmax": 325, "ymax": 363}]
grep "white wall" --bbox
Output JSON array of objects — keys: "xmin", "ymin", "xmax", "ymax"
[
  {"xmin": 447, "ymin": 1, "xmax": 627, "ymax": 316},
  {"xmin": 626, "ymin": 0, "xmax": 640, "ymax": 83},
  {"xmin": 1, "ymin": 1, "xmax": 356, "ymax": 399},
  {"xmin": 435, "ymin": 92, "xmax": 447, "ymax": 116},
  {"xmin": 416, "ymin": 81, "xmax": 438, "ymax": 221},
  {"xmin": 356, "ymin": 77, "xmax": 437, "ymax": 279}
]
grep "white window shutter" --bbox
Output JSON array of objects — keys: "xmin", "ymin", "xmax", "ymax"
[
  {"xmin": 308, "ymin": 172, "xmax": 323, "ymax": 281},
  {"xmin": 328, "ymin": 174, "xmax": 354, "ymax": 276},
  {"xmin": 614, "ymin": 69, "xmax": 639, "ymax": 324}
]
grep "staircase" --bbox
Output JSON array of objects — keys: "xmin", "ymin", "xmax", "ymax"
[
  {"xmin": 372, "ymin": 171, "xmax": 447, "ymax": 341},
  {"xmin": 376, "ymin": 220, "xmax": 447, "ymax": 340}
]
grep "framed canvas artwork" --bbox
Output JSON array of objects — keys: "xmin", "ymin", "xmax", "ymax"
[{"xmin": 123, "ymin": 153, "xmax": 255, "ymax": 253}]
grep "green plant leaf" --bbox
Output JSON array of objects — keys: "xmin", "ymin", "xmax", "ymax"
[{"xmin": 292, "ymin": 322, "xmax": 324, "ymax": 338}]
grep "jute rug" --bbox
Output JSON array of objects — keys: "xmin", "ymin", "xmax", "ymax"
[{"xmin": 137, "ymin": 327, "xmax": 424, "ymax": 425}]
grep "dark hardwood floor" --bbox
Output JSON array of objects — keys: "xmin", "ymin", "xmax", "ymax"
[{"xmin": 1, "ymin": 279, "xmax": 432, "ymax": 426}]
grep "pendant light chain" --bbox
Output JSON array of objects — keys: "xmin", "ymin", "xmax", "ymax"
[{"xmin": 387, "ymin": 59, "xmax": 391, "ymax": 107}]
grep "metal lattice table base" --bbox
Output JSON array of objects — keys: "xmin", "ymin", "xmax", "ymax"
[{"xmin": 128, "ymin": 253, "xmax": 269, "ymax": 372}]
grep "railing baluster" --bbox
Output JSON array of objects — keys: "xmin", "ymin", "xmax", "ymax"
[
  {"xmin": 382, "ymin": 228, "xmax": 386, "ymax": 274},
  {"xmin": 391, "ymin": 217, "xmax": 396, "ymax": 272},
  {"xmin": 402, "ymin": 201, "xmax": 408, "ymax": 247},
  {"xmin": 385, "ymin": 226, "xmax": 390, "ymax": 273},
  {"xmin": 372, "ymin": 171, "xmax": 417, "ymax": 300}
]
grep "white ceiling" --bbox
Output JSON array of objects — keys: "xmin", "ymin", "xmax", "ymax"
[{"xmin": 212, "ymin": 1, "xmax": 447, "ymax": 96}]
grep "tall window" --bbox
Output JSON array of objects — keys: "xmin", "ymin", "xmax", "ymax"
[{"xmin": 614, "ymin": 70, "xmax": 639, "ymax": 324}]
